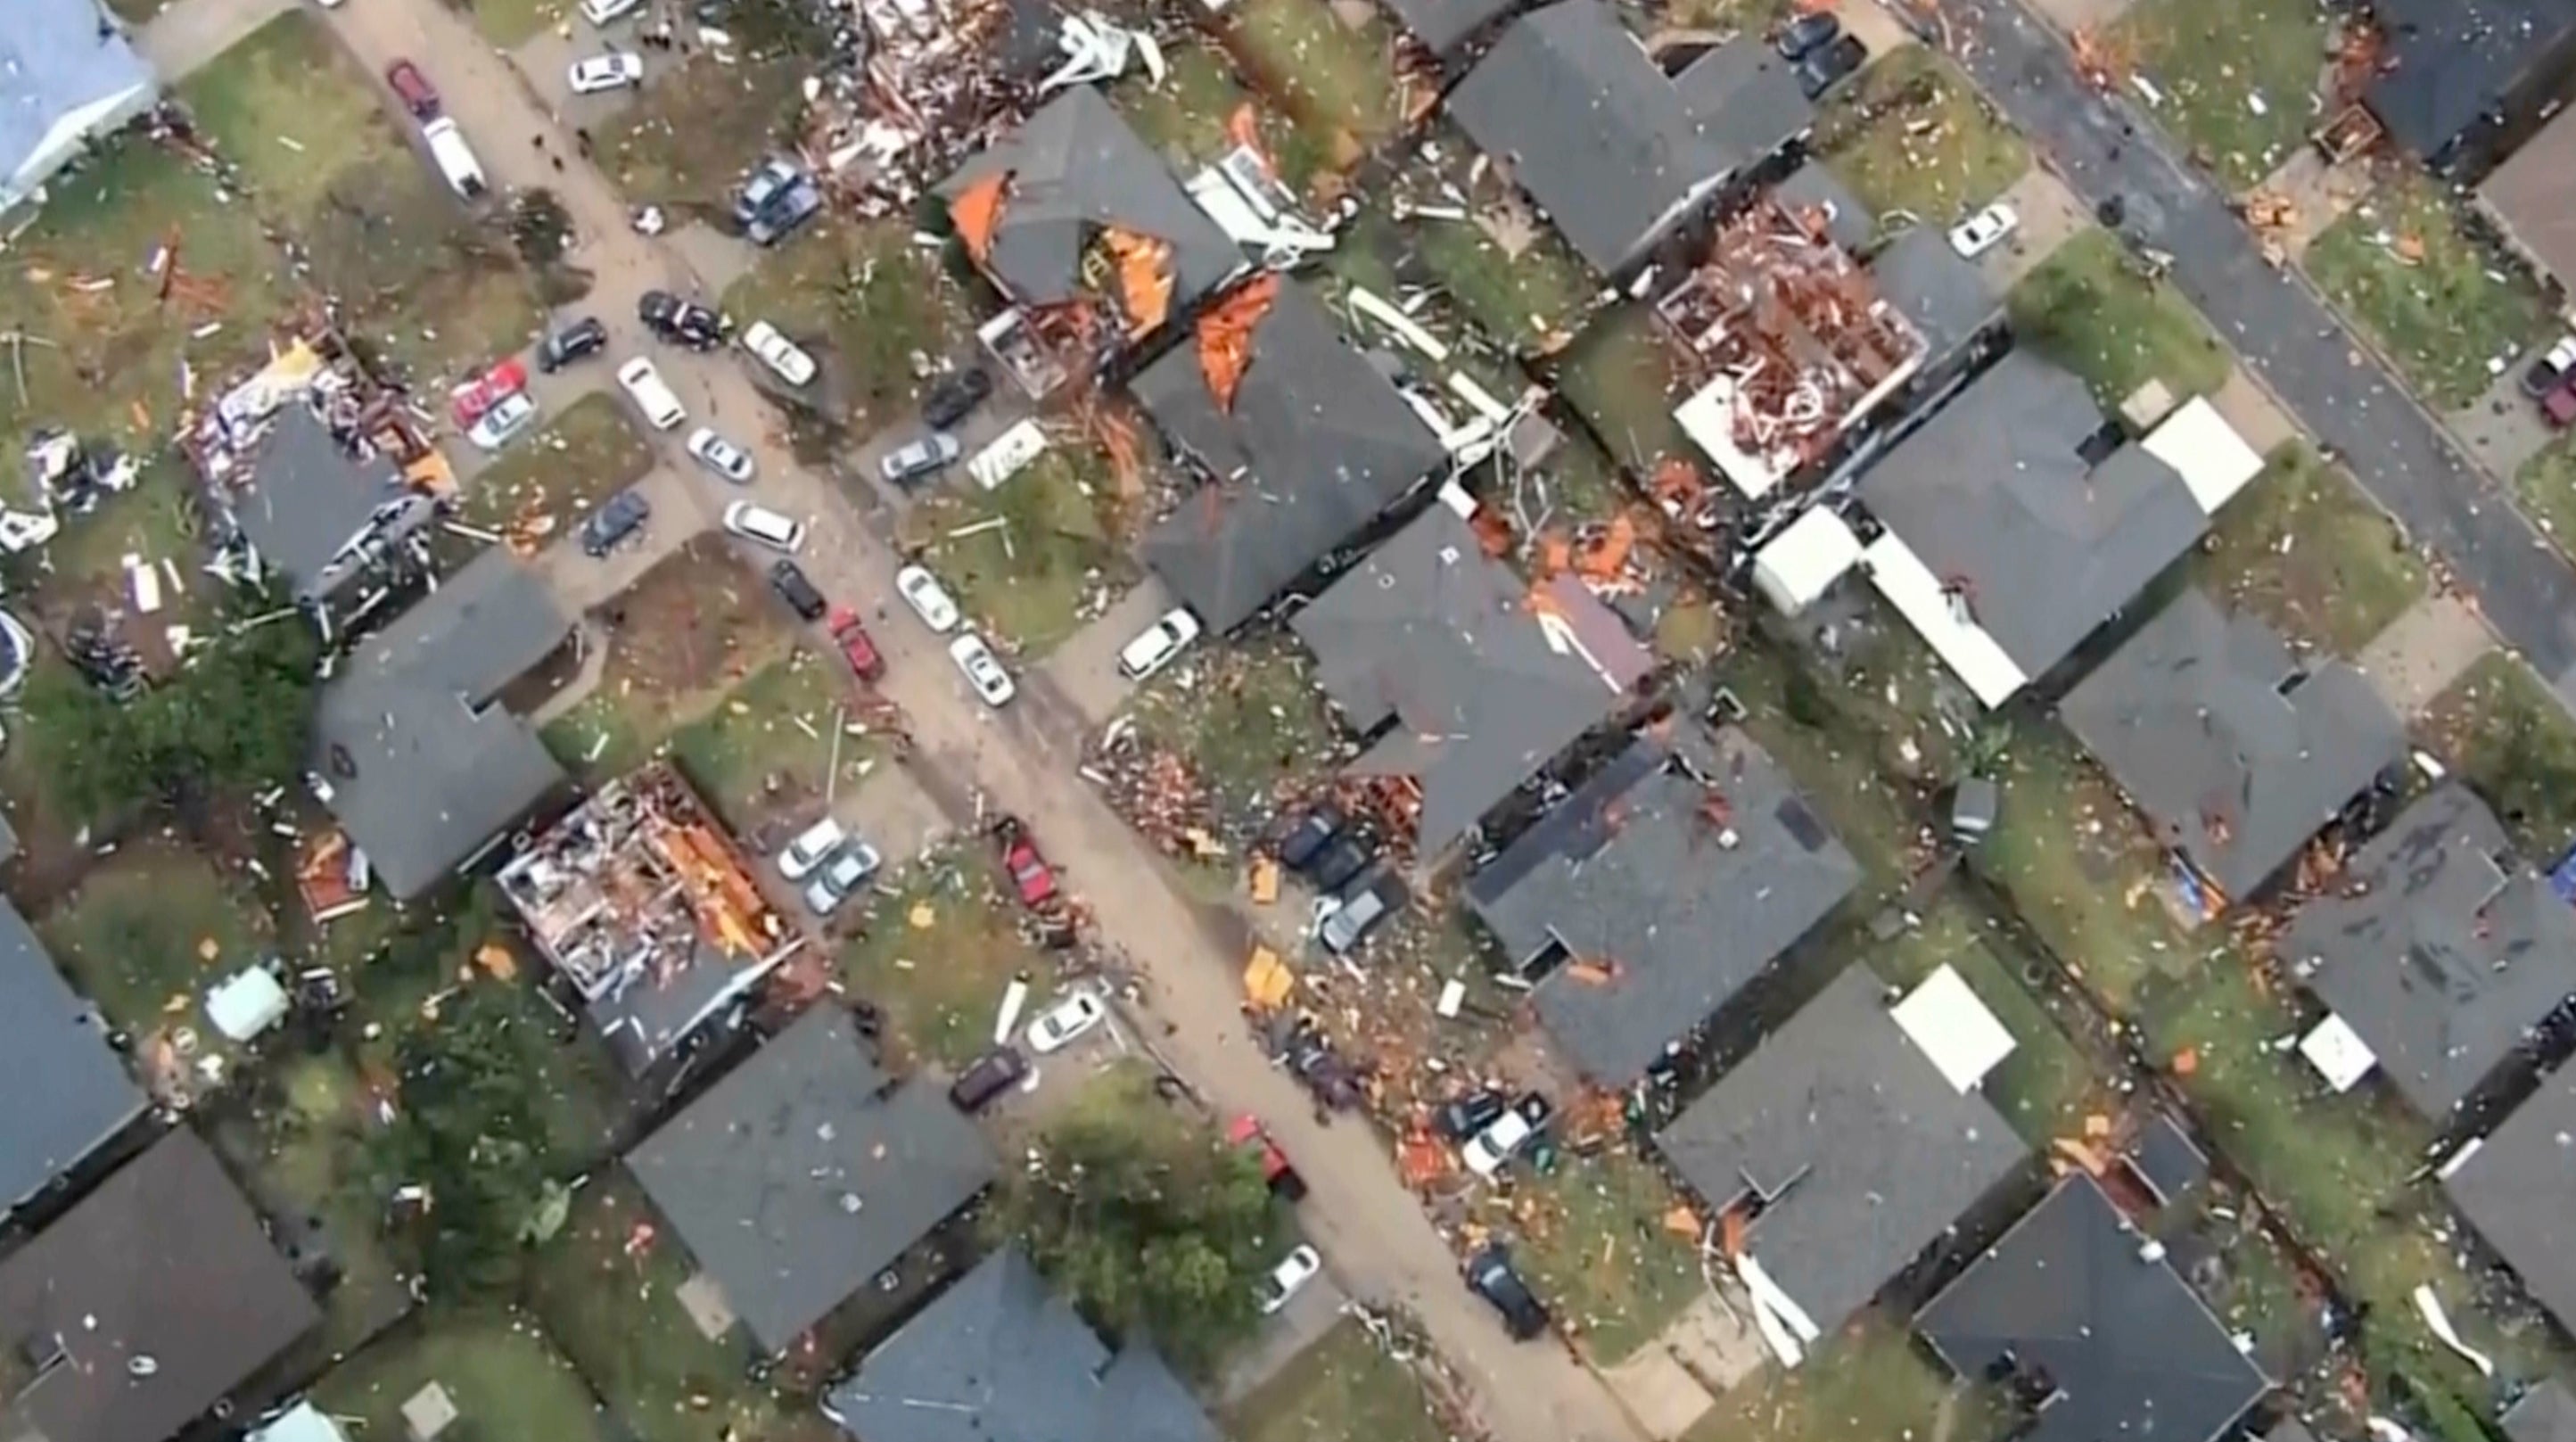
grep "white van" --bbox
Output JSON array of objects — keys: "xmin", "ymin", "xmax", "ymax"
[
  {"xmin": 419, "ymin": 118, "xmax": 486, "ymax": 200},
  {"xmin": 615, "ymin": 358, "xmax": 687, "ymax": 431}
]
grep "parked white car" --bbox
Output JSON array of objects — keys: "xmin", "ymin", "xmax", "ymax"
[
  {"xmin": 1025, "ymin": 990, "xmax": 1105, "ymax": 1053},
  {"xmin": 567, "ymin": 53, "xmax": 645, "ymax": 93},
  {"xmin": 741, "ymin": 321, "xmax": 817, "ymax": 387},
  {"xmin": 1257, "ymin": 1245, "xmax": 1323, "ymax": 1315},
  {"xmin": 722, "ymin": 499, "xmax": 804, "ymax": 553},
  {"xmin": 1117, "ymin": 607, "xmax": 1202, "ymax": 681},
  {"xmin": 777, "ymin": 818, "xmax": 845, "ymax": 881},
  {"xmin": 894, "ymin": 564, "xmax": 960, "ymax": 633},
  {"xmin": 616, "ymin": 357, "xmax": 686, "ymax": 430},
  {"xmin": 950, "ymin": 632, "xmax": 1015, "ymax": 707},
  {"xmin": 685, "ymin": 426, "xmax": 755, "ymax": 483},
  {"xmin": 465, "ymin": 391, "xmax": 539, "ymax": 450},
  {"xmin": 1946, "ymin": 202, "xmax": 2020, "ymax": 260}
]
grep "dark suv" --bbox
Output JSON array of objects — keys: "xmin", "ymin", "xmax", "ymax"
[
  {"xmin": 538, "ymin": 316, "xmax": 608, "ymax": 373},
  {"xmin": 770, "ymin": 559, "xmax": 827, "ymax": 622},
  {"xmin": 949, "ymin": 1046, "xmax": 1028, "ymax": 1112},
  {"xmin": 580, "ymin": 488, "xmax": 651, "ymax": 557},
  {"xmin": 921, "ymin": 367, "xmax": 992, "ymax": 430},
  {"xmin": 734, "ymin": 158, "xmax": 823, "ymax": 246},
  {"xmin": 638, "ymin": 290, "xmax": 725, "ymax": 350},
  {"xmin": 1466, "ymin": 1245, "xmax": 1550, "ymax": 1340}
]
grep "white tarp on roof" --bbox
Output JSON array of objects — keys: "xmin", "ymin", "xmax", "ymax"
[
  {"xmin": 1892, "ymin": 963, "xmax": 2017, "ymax": 1094},
  {"xmin": 2142, "ymin": 396, "xmax": 2265, "ymax": 513},
  {"xmin": 1861, "ymin": 532, "xmax": 2028, "ymax": 707},
  {"xmin": 252, "ymin": 1404, "xmax": 350, "ymax": 1442},
  {"xmin": 2300, "ymin": 1012, "xmax": 2378, "ymax": 1093},
  {"xmin": 1753, "ymin": 506, "xmax": 1864, "ymax": 615},
  {"xmin": 1675, "ymin": 376, "xmax": 1787, "ymax": 500}
]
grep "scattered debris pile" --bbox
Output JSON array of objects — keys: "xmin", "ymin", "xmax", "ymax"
[
  {"xmin": 1086, "ymin": 717, "xmax": 1226, "ymax": 858},
  {"xmin": 797, "ymin": 0, "xmax": 1023, "ymax": 213}
]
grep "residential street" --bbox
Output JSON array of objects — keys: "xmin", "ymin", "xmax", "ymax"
[{"xmin": 136, "ymin": 1, "xmax": 1647, "ymax": 1438}]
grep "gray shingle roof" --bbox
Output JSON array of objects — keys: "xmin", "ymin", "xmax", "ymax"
[
  {"xmin": 1672, "ymin": 37, "xmax": 1815, "ymax": 162},
  {"xmin": 2287, "ymin": 784, "xmax": 2576, "ymax": 1117},
  {"xmin": 2446, "ymin": 1069, "xmax": 2576, "ymax": 1340},
  {"xmin": 627, "ymin": 1009, "xmax": 998, "ymax": 1353},
  {"xmin": 2506, "ymin": 1380, "xmax": 2576, "ymax": 1442},
  {"xmin": 1857, "ymin": 350, "xmax": 2211, "ymax": 684},
  {"xmin": 0, "ymin": 1129, "xmax": 320, "ymax": 1442},
  {"xmin": 1136, "ymin": 283, "xmax": 1449, "ymax": 632},
  {"xmin": 231, "ymin": 405, "xmax": 436, "ymax": 603},
  {"xmin": 936, "ymin": 86, "xmax": 1241, "ymax": 321},
  {"xmin": 1656, "ymin": 964, "xmax": 2026, "ymax": 1337},
  {"xmin": 1372, "ymin": 0, "xmax": 1518, "ymax": 55},
  {"xmin": 1868, "ymin": 226, "xmax": 1997, "ymax": 367},
  {"xmin": 0, "ymin": 898, "xmax": 144, "ymax": 1216},
  {"xmin": 2060, "ymin": 589, "xmax": 2405, "ymax": 902},
  {"xmin": 1472, "ymin": 723, "xmax": 1858, "ymax": 1084},
  {"xmin": 2366, "ymin": 0, "xmax": 2576, "ymax": 160},
  {"xmin": 1292, "ymin": 504, "xmax": 1650, "ymax": 854},
  {"xmin": 1774, "ymin": 163, "xmax": 1875, "ymax": 252},
  {"xmin": 1917, "ymin": 1174, "xmax": 2269, "ymax": 1442},
  {"xmin": 825, "ymin": 1248, "xmax": 1222, "ymax": 1442},
  {"xmin": 1, "ymin": 0, "xmax": 154, "ymax": 210},
  {"xmin": 1448, "ymin": 0, "xmax": 1740, "ymax": 275},
  {"xmin": 314, "ymin": 549, "xmax": 569, "ymax": 901}
]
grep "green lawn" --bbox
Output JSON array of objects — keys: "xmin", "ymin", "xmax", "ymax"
[
  {"xmin": 668, "ymin": 650, "xmax": 881, "ymax": 836},
  {"xmin": 2514, "ymin": 431, "xmax": 2576, "ymax": 554},
  {"xmin": 1687, "ymin": 1309, "xmax": 2005, "ymax": 1442},
  {"xmin": 2115, "ymin": 0, "xmax": 2328, "ymax": 194},
  {"xmin": 901, "ymin": 446, "xmax": 1135, "ymax": 659},
  {"xmin": 1229, "ymin": 1317, "xmax": 1452, "ymax": 1442},
  {"xmin": 1817, "ymin": 48, "xmax": 2029, "ymax": 224},
  {"xmin": 1225, "ymin": 0, "xmax": 1403, "ymax": 152},
  {"xmin": 463, "ymin": 0, "xmax": 570, "ymax": 46},
  {"xmin": 1510, "ymin": 1149, "xmax": 1704, "ymax": 1363},
  {"xmin": 1407, "ymin": 121, "xmax": 1600, "ymax": 347},
  {"xmin": 601, "ymin": 55, "xmax": 804, "ymax": 210},
  {"xmin": 840, "ymin": 852, "xmax": 1057, "ymax": 1070},
  {"xmin": 1557, "ymin": 301, "xmax": 1692, "ymax": 471},
  {"xmin": 38, "ymin": 841, "xmax": 274, "ymax": 1053},
  {"xmin": 2415, "ymin": 651, "xmax": 2576, "ymax": 857},
  {"xmin": 2007, "ymin": 227, "xmax": 2230, "ymax": 405},
  {"xmin": 1129, "ymin": 631, "xmax": 1343, "ymax": 839},
  {"xmin": 719, "ymin": 220, "xmax": 969, "ymax": 433},
  {"xmin": 1872, "ymin": 893, "xmax": 2103, "ymax": 1148},
  {"xmin": 310, "ymin": 1311, "xmax": 618, "ymax": 1442},
  {"xmin": 2188, "ymin": 442, "xmax": 2425, "ymax": 655},
  {"xmin": 2308, "ymin": 173, "xmax": 2552, "ymax": 410},
  {"xmin": 1111, "ymin": 40, "xmax": 1332, "ymax": 197},
  {"xmin": 463, "ymin": 395, "xmax": 656, "ymax": 531}
]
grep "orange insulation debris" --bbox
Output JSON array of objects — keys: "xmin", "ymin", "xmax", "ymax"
[
  {"xmin": 949, "ymin": 172, "xmax": 1010, "ymax": 262},
  {"xmin": 1195, "ymin": 271, "xmax": 1280, "ymax": 412}
]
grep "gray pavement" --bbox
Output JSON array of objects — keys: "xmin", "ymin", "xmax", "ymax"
[{"xmin": 1932, "ymin": 0, "xmax": 2576, "ymax": 703}]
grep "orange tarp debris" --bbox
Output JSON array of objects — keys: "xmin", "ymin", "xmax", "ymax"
[
  {"xmin": 1397, "ymin": 1130, "xmax": 1452, "ymax": 1185},
  {"xmin": 1195, "ymin": 271, "xmax": 1280, "ymax": 411},
  {"xmin": 1661, "ymin": 1204, "xmax": 1702, "ymax": 1240},
  {"xmin": 2171, "ymin": 1046, "xmax": 2199, "ymax": 1075},
  {"xmin": 1243, "ymin": 945, "xmax": 1294, "ymax": 1010},
  {"xmin": 1249, "ymin": 856, "xmax": 1280, "ymax": 905},
  {"xmin": 2052, "ymin": 1137, "xmax": 2110, "ymax": 1174},
  {"xmin": 1225, "ymin": 103, "xmax": 1270, "ymax": 170},
  {"xmin": 1104, "ymin": 227, "xmax": 1175, "ymax": 337},
  {"xmin": 474, "ymin": 943, "xmax": 519, "ymax": 982},
  {"xmin": 1576, "ymin": 515, "xmax": 1635, "ymax": 579},
  {"xmin": 1564, "ymin": 958, "xmax": 1618, "ymax": 985},
  {"xmin": 1469, "ymin": 505, "xmax": 1515, "ymax": 557},
  {"xmin": 1719, "ymin": 1204, "xmax": 1749, "ymax": 1257},
  {"xmin": 950, "ymin": 172, "xmax": 1010, "ymax": 263}
]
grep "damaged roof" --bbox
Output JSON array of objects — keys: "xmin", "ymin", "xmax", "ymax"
[
  {"xmin": 2506, "ymin": 1380, "xmax": 2576, "ymax": 1442},
  {"xmin": 1449, "ymin": 0, "xmax": 1757, "ymax": 276},
  {"xmin": 1136, "ymin": 281, "xmax": 1450, "ymax": 633},
  {"xmin": 936, "ymin": 86, "xmax": 1241, "ymax": 320},
  {"xmin": 628, "ymin": 1008, "xmax": 998, "ymax": 1353},
  {"xmin": 1917, "ymin": 1174, "xmax": 2269, "ymax": 1442},
  {"xmin": 825, "ymin": 1248, "xmax": 1222, "ymax": 1442},
  {"xmin": 2285, "ymin": 783, "xmax": 2576, "ymax": 1118},
  {"xmin": 314, "ymin": 549, "xmax": 570, "ymax": 901},
  {"xmin": 1858, "ymin": 350, "xmax": 2217, "ymax": 687},
  {"xmin": 0, "ymin": 1129, "xmax": 320, "ymax": 1442},
  {"xmin": 2366, "ymin": 0, "xmax": 2576, "ymax": 161},
  {"xmin": 1292, "ymin": 503, "xmax": 1650, "ymax": 855},
  {"xmin": 1657, "ymin": 964, "xmax": 2026, "ymax": 1339},
  {"xmin": 2060, "ymin": 589, "xmax": 2405, "ymax": 902},
  {"xmin": 233, "ymin": 403, "xmax": 429, "ymax": 602},
  {"xmin": 0, "ymin": 897, "xmax": 144, "ymax": 1217},
  {"xmin": 1373, "ymin": 0, "xmax": 1518, "ymax": 56},
  {"xmin": 1470, "ymin": 723, "xmax": 1859, "ymax": 1084},
  {"xmin": 2447, "ymin": 1068, "xmax": 2576, "ymax": 1342},
  {"xmin": 1868, "ymin": 227, "xmax": 1999, "ymax": 368}
]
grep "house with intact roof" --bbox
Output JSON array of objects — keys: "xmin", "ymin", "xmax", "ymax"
[
  {"xmin": 2280, "ymin": 783, "xmax": 2576, "ymax": 1117},
  {"xmin": 2446, "ymin": 1067, "xmax": 2576, "ymax": 1343},
  {"xmin": 2480, "ymin": 104, "xmax": 2576, "ymax": 288},
  {"xmin": 1468, "ymin": 722, "xmax": 1858, "ymax": 1084},
  {"xmin": 2504, "ymin": 1380, "xmax": 2576, "ymax": 1442},
  {"xmin": 2059, "ymin": 589, "xmax": 2405, "ymax": 912},
  {"xmin": 2363, "ymin": 0, "xmax": 2576, "ymax": 174},
  {"xmin": 822, "ymin": 1247, "xmax": 1221, "ymax": 1442},
  {"xmin": 2, "ymin": 0, "xmax": 156, "ymax": 214},
  {"xmin": 627, "ymin": 1008, "xmax": 999, "ymax": 1354},
  {"xmin": 0, "ymin": 896, "xmax": 145, "ymax": 1220}
]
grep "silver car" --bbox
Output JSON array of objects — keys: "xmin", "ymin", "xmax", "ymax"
[
  {"xmin": 802, "ymin": 840, "xmax": 883, "ymax": 914},
  {"xmin": 687, "ymin": 426, "xmax": 755, "ymax": 483},
  {"xmin": 879, "ymin": 432, "xmax": 960, "ymax": 487}
]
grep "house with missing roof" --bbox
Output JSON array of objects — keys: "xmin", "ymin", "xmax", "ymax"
[
  {"xmin": 2059, "ymin": 589, "xmax": 2405, "ymax": 915},
  {"xmin": 1135, "ymin": 280, "xmax": 1451, "ymax": 634},
  {"xmin": 2446, "ymin": 1066, "xmax": 2576, "ymax": 1342},
  {"xmin": 1447, "ymin": 2, "xmax": 1813, "ymax": 277},
  {"xmin": 2363, "ymin": 0, "xmax": 2576, "ymax": 174},
  {"xmin": 626, "ymin": 1008, "xmax": 999, "ymax": 1354},
  {"xmin": 822, "ymin": 1247, "xmax": 1222, "ymax": 1442},
  {"xmin": 1290, "ymin": 498, "xmax": 1652, "ymax": 861},
  {"xmin": 1467, "ymin": 722, "xmax": 1858, "ymax": 1084},
  {"xmin": 1657, "ymin": 963, "xmax": 2029, "ymax": 1366},
  {"xmin": 218, "ymin": 403, "xmax": 442, "ymax": 612},
  {"xmin": 1916, "ymin": 1174, "xmax": 2269, "ymax": 1442},
  {"xmin": 2, "ymin": 0, "xmax": 157, "ymax": 213},
  {"xmin": 2279, "ymin": 784, "xmax": 2576, "ymax": 1117},
  {"xmin": 312, "ymin": 549, "xmax": 572, "ymax": 902},
  {"xmin": 0, "ymin": 1129, "xmax": 320, "ymax": 1442},
  {"xmin": 0, "ymin": 897, "xmax": 145, "ymax": 1220}
]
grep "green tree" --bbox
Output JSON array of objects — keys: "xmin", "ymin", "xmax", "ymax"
[
  {"xmin": 18, "ymin": 661, "xmax": 149, "ymax": 821},
  {"xmin": 366, "ymin": 985, "xmax": 550, "ymax": 1298},
  {"xmin": 986, "ymin": 1095, "xmax": 1279, "ymax": 1373}
]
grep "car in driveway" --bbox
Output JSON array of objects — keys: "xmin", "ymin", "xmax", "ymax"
[
  {"xmin": 769, "ymin": 559, "xmax": 826, "ymax": 621},
  {"xmin": 722, "ymin": 499, "xmax": 804, "ymax": 553},
  {"xmin": 567, "ymin": 53, "xmax": 644, "ymax": 93},
  {"xmin": 921, "ymin": 367, "xmax": 992, "ymax": 430},
  {"xmin": 1796, "ymin": 33, "xmax": 1867, "ymax": 98},
  {"xmin": 616, "ymin": 357, "xmax": 687, "ymax": 430},
  {"xmin": 1946, "ymin": 202, "xmax": 2019, "ymax": 259},
  {"xmin": 638, "ymin": 290, "xmax": 725, "ymax": 350},
  {"xmin": 948, "ymin": 1045, "xmax": 1029, "ymax": 1112},
  {"xmin": 1431, "ymin": 1088, "xmax": 1509, "ymax": 1141},
  {"xmin": 465, "ymin": 391, "xmax": 539, "ymax": 450},
  {"xmin": 949, "ymin": 632, "xmax": 1014, "ymax": 706},
  {"xmin": 894, "ymin": 564, "xmax": 960, "ymax": 632},
  {"xmin": 386, "ymin": 60, "xmax": 441, "ymax": 119},
  {"xmin": 802, "ymin": 838, "xmax": 882, "ymax": 914},
  {"xmin": 1276, "ymin": 803, "xmax": 1343, "ymax": 871},
  {"xmin": 538, "ymin": 317, "xmax": 608, "ymax": 372},
  {"xmin": 2525, "ymin": 334, "xmax": 2576, "ymax": 400},
  {"xmin": 1774, "ymin": 9, "xmax": 1839, "ymax": 59},
  {"xmin": 741, "ymin": 321, "xmax": 816, "ymax": 386},
  {"xmin": 828, "ymin": 606, "xmax": 884, "ymax": 681},
  {"xmin": 1306, "ymin": 830, "xmax": 1375, "ymax": 894},
  {"xmin": 1256, "ymin": 1246, "xmax": 1323, "ymax": 1315},
  {"xmin": 580, "ymin": 488, "xmax": 651, "ymax": 557},
  {"xmin": 1465, "ymin": 1245, "xmax": 1550, "ymax": 1340},
  {"xmin": 686, "ymin": 427, "xmax": 755, "ymax": 483},
  {"xmin": 1319, "ymin": 865, "xmax": 1403, "ymax": 956},
  {"xmin": 778, "ymin": 818, "xmax": 845, "ymax": 881},
  {"xmin": 1116, "ymin": 607, "xmax": 1201, "ymax": 680},
  {"xmin": 1026, "ymin": 990, "xmax": 1106, "ymax": 1053},
  {"xmin": 734, "ymin": 158, "xmax": 822, "ymax": 245},
  {"xmin": 992, "ymin": 815, "xmax": 1058, "ymax": 908},
  {"xmin": 878, "ymin": 432, "xmax": 960, "ymax": 487},
  {"xmin": 1461, "ymin": 1092, "xmax": 1552, "ymax": 1177},
  {"xmin": 449, "ymin": 358, "xmax": 527, "ymax": 426}
]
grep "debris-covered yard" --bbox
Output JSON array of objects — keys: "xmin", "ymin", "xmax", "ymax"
[
  {"xmin": 2005, "ymin": 227, "xmax": 2230, "ymax": 405},
  {"xmin": 718, "ymin": 220, "xmax": 972, "ymax": 433},
  {"xmin": 839, "ymin": 848, "xmax": 1066, "ymax": 1071},
  {"xmin": 665, "ymin": 649, "xmax": 885, "ymax": 836},
  {"xmin": 900, "ymin": 443, "xmax": 1138, "ymax": 658},
  {"xmin": 600, "ymin": 52, "xmax": 810, "ymax": 210},
  {"xmin": 2415, "ymin": 651, "xmax": 2576, "ymax": 857},
  {"xmin": 2306, "ymin": 170, "xmax": 2552, "ymax": 410},
  {"xmin": 2187, "ymin": 442, "xmax": 2426, "ymax": 655},
  {"xmin": 1503, "ymin": 1144, "xmax": 1707, "ymax": 1364},
  {"xmin": 2114, "ymin": 0, "xmax": 2329, "ymax": 194},
  {"xmin": 38, "ymin": 837, "xmax": 273, "ymax": 1051},
  {"xmin": 1814, "ymin": 47, "xmax": 2029, "ymax": 225},
  {"xmin": 308, "ymin": 1311, "xmax": 618, "ymax": 1442},
  {"xmin": 1229, "ymin": 1314, "xmax": 1456, "ymax": 1442},
  {"xmin": 1556, "ymin": 301, "xmax": 1693, "ymax": 474},
  {"xmin": 1688, "ymin": 1312, "xmax": 2001, "ymax": 1442},
  {"xmin": 461, "ymin": 394, "xmax": 657, "ymax": 531},
  {"xmin": 2514, "ymin": 430, "xmax": 2576, "ymax": 554},
  {"xmin": 1120, "ymin": 632, "xmax": 1346, "ymax": 858},
  {"xmin": 1219, "ymin": 0, "xmax": 1409, "ymax": 157}
]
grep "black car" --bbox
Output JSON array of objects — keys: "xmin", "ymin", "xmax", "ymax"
[
  {"xmin": 1774, "ymin": 9, "xmax": 1839, "ymax": 59},
  {"xmin": 1465, "ymin": 1245, "xmax": 1550, "ymax": 1341},
  {"xmin": 1432, "ymin": 1088, "xmax": 1509, "ymax": 1141},
  {"xmin": 770, "ymin": 559, "xmax": 827, "ymax": 621},
  {"xmin": 949, "ymin": 1045, "xmax": 1029, "ymax": 1112},
  {"xmin": 1276, "ymin": 803, "xmax": 1344, "ymax": 871},
  {"xmin": 1796, "ymin": 33, "xmax": 1867, "ymax": 98},
  {"xmin": 1308, "ymin": 831, "xmax": 1375, "ymax": 894},
  {"xmin": 580, "ymin": 487, "xmax": 651, "ymax": 557},
  {"xmin": 537, "ymin": 316, "xmax": 609, "ymax": 372},
  {"xmin": 638, "ymin": 290, "xmax": 725, "ymax": 350},
  {"xmin": 921, "ymin": 367, "xmax": 993, "ymax": 430}
]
